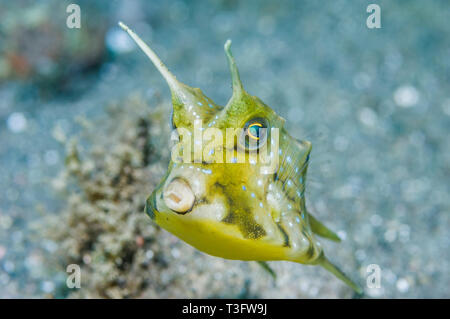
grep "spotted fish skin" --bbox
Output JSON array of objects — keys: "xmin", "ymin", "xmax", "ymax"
[{"xmin": 119, "ymin": 22, "xmax": 361, "ymax": 293}]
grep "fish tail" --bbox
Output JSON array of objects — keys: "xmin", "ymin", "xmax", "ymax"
[{"xmin": 316, "ymin": 254, "xmax": 363, "ymax": 294}]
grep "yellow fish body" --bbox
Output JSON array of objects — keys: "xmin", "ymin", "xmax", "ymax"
[{"xmin": 119, "ymin": 22, "xmax": 361, "ymax": 293}]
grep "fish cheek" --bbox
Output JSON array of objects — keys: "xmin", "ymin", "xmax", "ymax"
[{"xmin": 213, "ymin": 181, "xmax": 266, "ymax": 240}]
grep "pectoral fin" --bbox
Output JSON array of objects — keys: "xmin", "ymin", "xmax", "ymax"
[{"xmin": 307, "ymin": 210, "xmax": 341, "ymax": 242}]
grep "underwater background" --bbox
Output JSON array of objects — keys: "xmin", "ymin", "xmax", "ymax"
[{"xmin": 0, "ymin": 0, "xmax": 448, "ymax": 298}]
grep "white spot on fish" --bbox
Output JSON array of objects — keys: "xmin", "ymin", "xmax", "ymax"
[
  {"xmin": 296, "ymin": 216, "xmax": 301, "ymax": 224},
  {"xmin": 242, "ymin": 185, "xmax": 247, "ymax": 191},
  {"xmin": 251, "ymin": 193, "xmax": 256, "ymax": 198},
  {"xmin": 202, "ymin": 168, "xmax": 212, "ymax": 174},
  {"xmin": 197, "ymin": 102, "xmax": 203, "ymax": 106},
  {"xmin": 259, "ymin": 202, "xmax": 264, "ymax": 208}
]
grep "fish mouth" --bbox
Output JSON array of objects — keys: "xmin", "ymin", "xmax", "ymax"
[{"xmin": 162, "ymin": 177, "xmax": 195, "ymax": 215}]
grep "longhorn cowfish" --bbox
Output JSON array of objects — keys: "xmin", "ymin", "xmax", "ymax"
[{"xmin": 119, "ymin": 22, "xmax": 361, "ymax": 294}]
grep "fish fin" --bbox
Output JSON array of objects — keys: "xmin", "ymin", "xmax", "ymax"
[
  {"xmin": 256, "ymin": 261, "xmax": 277, "ymax": 280},
  {"xmin": 307, "ymin": 209, "xmax": 341, "ymax": 242},
  {"xmin": 316, "ymin": 254, "xmax": 363, "ymax": 295}
]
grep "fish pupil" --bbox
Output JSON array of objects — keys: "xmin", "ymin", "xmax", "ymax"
[
  {"xmin": 241, "ymin": 118, "xmax": 268, "ymax": 150},
  {"xmin": 248, "ymin": 123, "xmax": 262, "ymax": 140}
]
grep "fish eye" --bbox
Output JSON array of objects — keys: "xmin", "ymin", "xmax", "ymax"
[{"xmin": 239, "ymin": 118, "xmax": 269, "ymax": 151}]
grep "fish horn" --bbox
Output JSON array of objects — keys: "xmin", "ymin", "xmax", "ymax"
[
  {"xmin": 118, "ymin": 22, "xmax": 181, "ymax": 90},
  {"xmin": 316, "ymin": 254, "xmax": 363, "ymax": 294},
  {"xmin": 119, "ymin": 22, "xmax": 220, "ymax": 121},
  {"xmin": 224, "ymin": 40, "xmax": 244, "ymax": 98}
]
